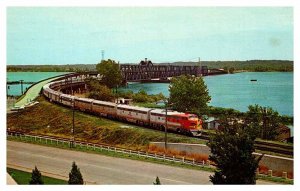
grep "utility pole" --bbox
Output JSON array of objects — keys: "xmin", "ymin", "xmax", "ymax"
[
  {"xmin": 71, "ymin": 99, "xmax": 75, "ymax": 148},
  {"xmin": 262, "ymin": 107, "xmax": 267, "ymax": 139},
  {"xmin": 165, "ymin": 101, "xmax": 168, "ymax": 152},
  {"xmin": 6, "ymin": 78, "xmax": 9, "ymax": 98},
  {"xmin": 19, "ymin": 80, "xmax": 24, "ymax": 94}
]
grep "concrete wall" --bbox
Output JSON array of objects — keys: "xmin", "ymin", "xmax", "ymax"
[
  {"xmin": 151, "ymin": 142, "xmax": 211, "ymax": 155},
  {"xmin": 253, "ymin": 153, "xmax": 293, "ymax": 174},
  {"xmin": 150, "ymin": 142, "xmax": 293, "ymax": 174}
]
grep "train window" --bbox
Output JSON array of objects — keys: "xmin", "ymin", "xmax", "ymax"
[{"xmin": 158, "ymin": 117, "xmax": 160, "ymax": 120}]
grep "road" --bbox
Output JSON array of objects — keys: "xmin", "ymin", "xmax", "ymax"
[
  {"xmin": 14, "ymin": 76, "xmax": 61, "ymax": 107},
  {"xmin": 7, "ymin": 141, "xmax": 277, "ymax": 185}
]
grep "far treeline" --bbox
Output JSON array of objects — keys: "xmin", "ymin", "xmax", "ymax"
[{"xmin": 7, "ymin": 60, "xmax": 293, "ymax": 72}]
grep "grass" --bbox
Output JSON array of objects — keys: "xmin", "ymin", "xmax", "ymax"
[
  {"xmin": 7, "ymin": 96, "xmax": 205, "ymax": 151},
  {"xmin": 257, "ymin": 174, "xmax": 293, "ymax": 185},
  {"xmin": 7, "ymin": 168, "xmax": 67, "ymax": 185}
]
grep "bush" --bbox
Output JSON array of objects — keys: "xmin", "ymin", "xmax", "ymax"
[
  {"xmin": 88, "ymin": 85, "xmax": 114, "ymax": 101},
  {"xmin": 68, "ymin": 162, "xmax": 84, "ymax": 185},
  {"xmin": 29, "ymin": 166, "xmax": 44, "ymax": 185}
]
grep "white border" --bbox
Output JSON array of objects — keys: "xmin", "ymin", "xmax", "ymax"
[{"xmin": 1, "ymin": 1, "xmax": 299, "ymax": 191}]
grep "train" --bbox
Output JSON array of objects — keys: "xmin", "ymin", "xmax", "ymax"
[{"xmin": 42, "ymin": 77, "xmax": 202, "ymax": 136}]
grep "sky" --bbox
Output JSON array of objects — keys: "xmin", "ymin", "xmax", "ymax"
[{"xmin": 7, "ymin": 7, "xmax": 293, "ymax": 65}]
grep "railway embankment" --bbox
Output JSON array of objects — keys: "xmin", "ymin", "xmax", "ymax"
[{"xmin": 7, "ymin": 96, "xmax": 203, "ymax": 150}]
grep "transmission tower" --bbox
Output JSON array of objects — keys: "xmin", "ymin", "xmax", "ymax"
[{"xmin": 101, "ymin": 50, "xmax": 105, "ymax": 61}]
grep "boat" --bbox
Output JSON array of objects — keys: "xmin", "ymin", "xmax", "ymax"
[{"xmin": 250, "ymin": 79, "xmax": 257, "ymax": 82}]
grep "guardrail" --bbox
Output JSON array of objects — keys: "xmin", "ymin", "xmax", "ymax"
[
  {"xmin": 6, "ymin": 131, "xmax": 211, "ymax": 168},
  {"xmin": 7, "ymin": 131, "xmax": 293, "ymax": 181}
]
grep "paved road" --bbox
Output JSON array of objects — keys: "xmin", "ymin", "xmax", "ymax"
[
  {"xmin": 7, "ymin": 141, "xmax": 278, "ymax": 185},
  {"xmin": 14, "ymin": 77, "xmax": 61, "ymax": 107}
]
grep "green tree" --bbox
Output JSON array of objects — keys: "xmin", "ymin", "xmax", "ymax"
[
  {"xmin": 169, "ymin": 75, "xmax": 211, "ymax": 115},
  {"xmin": 132, "ymin": 89, "xmax": 151, "ymax": 103},
  {"xmin": 153, "ymin": 176, "xmax": 161, "ymax": 185},
  {"xmin": 29, "ymin": 166, "xmax": 44, "ymax": 184},
  {"xmin": 88, "ymin": 85, "xmax": 114, "ymax": 101},
  {"xmin": 207, "ymin": 124, "xmax": 263, "ymax": 184},
  {"xmin": 229, "ymin": 67, "xmax": 235, "ymax": 74},
  {"xmin": 245, "ymin": 105, "xmax": 281, "ymax": 140},
  {"xmin": 96, "ymin": 59, "xmax": 122, "ymax": 89},
  {"xmin": 68, "ymin": 162, "xmax": 84, "ymax": 185},
  {"xmin": 85, "ymin": 78, "xmax": 114, "ymax": 101}
]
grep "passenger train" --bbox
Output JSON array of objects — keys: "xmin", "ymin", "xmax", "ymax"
[{"xmin": 42, "ymin": 78, "xmax": 202, "ymax": 136}]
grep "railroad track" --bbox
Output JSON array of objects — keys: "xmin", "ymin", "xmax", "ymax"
[{"xmin": 200, "ymin": 131, "xmax": 293, "ymax": 156}]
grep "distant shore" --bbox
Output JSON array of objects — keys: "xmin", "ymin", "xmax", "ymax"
[{"xmin": 7, "ymin": 60, "xmax": 293, "ymax": 73}]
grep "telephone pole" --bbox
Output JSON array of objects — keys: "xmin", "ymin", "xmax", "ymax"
[
  {"xmin": 19, "ymin": 80, "xmax": 24, "ymax": 94},
  {"xmin": 262, "ymin": 107, "xmax": 268, "ymax": 139}
]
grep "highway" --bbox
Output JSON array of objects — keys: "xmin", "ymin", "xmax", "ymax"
[{"xmin": 7, "ymin": 141, "xmax": 277, "ymax": 185}]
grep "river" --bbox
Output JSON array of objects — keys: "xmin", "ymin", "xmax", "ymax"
[
  {"xmin": 6, "ymin": 72, "xmax": 69, "ymax": 96},
  {"xmin": 122, "ymin": 72, "xmax": 293, "ymax": 117}
]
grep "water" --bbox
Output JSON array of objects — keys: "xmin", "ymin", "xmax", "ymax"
[
  {"xmin": 7, "ymin": 72, "xmax": 69, "ymax": 96},
  {"xmin": 122, "ymin": 72, "xmax": 293, "ymax": 117}
]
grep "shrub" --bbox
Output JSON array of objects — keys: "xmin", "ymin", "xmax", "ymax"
[{"xmin": 258, "ymin": 165, "xmax": 269, "ymax": 175}]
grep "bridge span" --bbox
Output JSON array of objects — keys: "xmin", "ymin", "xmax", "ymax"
[{"xmin": 120, "ymin": 59, "xmax": 227, "ymax": 83}]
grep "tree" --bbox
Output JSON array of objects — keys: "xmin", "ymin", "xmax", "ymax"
[
  {"xmin": 207, "ymin": 124, "xmax": 263, "ymax": 184},
  {"xmin": 153, "ymin": 176, "xmax": 161, "ymax": 185},
  {"xmin": 96, "ymin": 59, "xmax": 122, "ymax": 89},
  {"xmin": 85, "ymin": 78, "xmax": 114, "ymax": 101},
  {"xmin": 29, "ymin": 166, "xmax": 44, "ymax": 184},
  {"xmin": 245, "ymin": 105, "xmax": 281, "ymax": 140},
  {"xmin": 68, "ymin": 162, "xmax": 84, "ymax": 185},
  {"xmin": 169, "ymin": 75, "xmax": 211, "ymax": 115}
]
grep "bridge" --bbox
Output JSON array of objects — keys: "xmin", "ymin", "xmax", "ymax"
[{"xmin": 120, "ymin": 58, "xmax": 227, "ymax": 83}]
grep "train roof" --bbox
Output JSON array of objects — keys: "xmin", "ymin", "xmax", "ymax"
[
  {"xmin": 150, "ymin": 109, "xmax": 179, "ymax": 115},
  {"xmin": 93, "ymin": 99, "xmax": 117, "ymax": 107},
  {"xmin": 117, "ymin": 104, "xmax": 152, "ymax": 112},
  {"xmin": 150, "ymin": 109, "xmax": 193, "ymax": 116},
  {"xmin": 60, "ymin": 94, "xmax": 75, "ymax": 99},
  {"xmin": 74, "ymin": 97, "xmax": 94, "ymax": 102}
]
